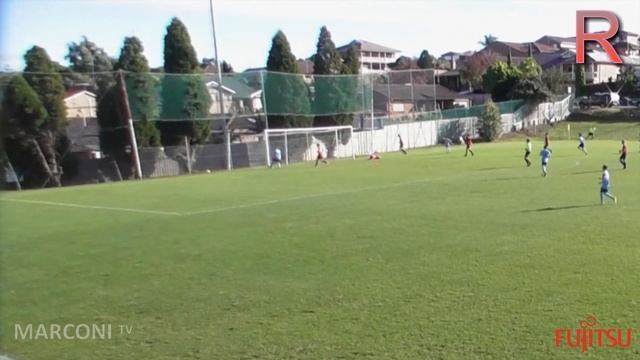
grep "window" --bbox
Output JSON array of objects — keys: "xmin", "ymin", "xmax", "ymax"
[
  {"xmin": 363, "ymin": 63, "xmax": 371, "ymax": 69},
  {"xmin": 387, "ymin": 53, "xmax": 393, "ymax": 58},
  {"xmin": 562, "ymin": 64, "xmax": 573, "ymax": 73},
  {"xmin": 371, "ymin": 52, "xmax": 379, "ymax": 57},
  {"xmin": 372, "ymin": 63, "xmax": 380, "ymax": 70},
  {"xmin": 362, "ymin": 51, "xmax": 370, "ymax": 57}
]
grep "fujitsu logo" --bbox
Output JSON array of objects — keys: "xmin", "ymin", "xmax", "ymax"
[{"xmin": 555, "ymin": 315, "xmax": 633, "ymax": 352}]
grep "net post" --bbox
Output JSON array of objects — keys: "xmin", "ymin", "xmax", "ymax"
[
  {"xmin": 284, "ymin": 132, "xmax": 289, "ymax": 166},
  {"xmin": 264, "ymin": 130, "xmax": 271, "ymax": 167},
  {"xmin": 260, "ymin": 70, "xmax": 269, "ymax": 129},
  {"xmin": 4, "ymin": 155, "xmax": 21, "ymax": 191},
  {"xmin": 184, "ymin": 136, "xmax": 192, "ymax": 174},
  {"xmin": 334, "ymin": 128, "xmax": 339, "ymax": 158},
  {"xmin": 351, "ymin": 127, "xmax": 355, "ymax": 159},
  {"xmin": 117, "ymin": 70, "xmax": 142, "ymax": 180},
  {"xmin": 370, "ymin": 74, "xmax": 375, "ymax": 154}
]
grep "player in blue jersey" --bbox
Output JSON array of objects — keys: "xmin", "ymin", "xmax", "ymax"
[
  {"xmin": 600, "ymin": 165, "xmax": 617, "ymax": 205},
  {"xmin": 540, "ymin": 145, "xmax": 552, "ymax": 177}
]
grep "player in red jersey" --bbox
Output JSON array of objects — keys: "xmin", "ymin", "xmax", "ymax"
[
  {"xmin": 619, "ymin": 140, "xmax": 628, "ymax": 170},
  {"xmin": 315, "ymin": 143, "xmax": 328, "ymax": 167},
  {"xmin": 464, "ymin": 133, "xmax": 474, "ymax": 157},
  {"xmin": 544, "ymin": 132, "xmax": 550, "ymax": 148}
]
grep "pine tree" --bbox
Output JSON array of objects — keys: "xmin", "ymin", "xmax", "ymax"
[
  {"xmin": 478, "ymin": 101, "xmax": 502, "ymax": 141},
  {"xmin": 574, "ymin": 63, "xmax": 586, "ymax": 96},
  {"xmin": 23, "ymin": 46, "xmax": 67, "ymax": 187},
  {"xmin": 66, "ymin": 37, "xmax": 115, "ymax": 97},
  {"xmin": 1, "ymin": 75, "xmax": 55, "ymax": 188},
  {"xmin": 159, "ymin": 17, "xmax": 211, "ymax": 145},
  {"xmin": 507, "ymin": 48, "xmax": 513, "ymax": 67},
  {"xmin": 265, "ymin": 30, "xmax": 311, "ymax": 128},
  {"xmin": 417, "ymin": 50, "xmax": 434, "ymax": 69},
  {"xmin": 313, "ymin": 26, "xmax": 347, "ymax": 127},
  {"xmin": 117, "ymin": 37, "xmax": 161, "ymax": 147}
]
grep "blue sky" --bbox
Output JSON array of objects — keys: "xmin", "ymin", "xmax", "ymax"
[{"xmin": 1, "ymin": 0, "xmax": 639, "ymax": 72}]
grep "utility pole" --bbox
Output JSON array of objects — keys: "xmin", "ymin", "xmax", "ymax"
[{"xmin": 208, "ymin": 0, "xmax": 231, "ymax": 170}]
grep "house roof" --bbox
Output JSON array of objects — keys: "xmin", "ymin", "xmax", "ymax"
[
  {"xmin": 64, "ymin": 89, "xmax": 96, "ymax": 100},
  {"xmin": 536, "ymin": 35, "xmax": 576, "ymax": 44},
  {"xmin": 337, "ymin": 40, "xmax": 400, "ymax": 54},
  {"xmin": 533, "ymin": 50, "xmax": 574, "ymax": 68},
  {"xmin": 440, "ymin": 52, "xmax": 462, "ymax": 58},
  {"xmin": 243, "ymin": 67, "xmax": 266, "ymax": 73},
  {"xmin": 374, "ymin": 84, "xmax": 465, "ymax": 102},
  {"xmin": 206, "ymin": 77, "xmax": 262, "ymax": 99}
]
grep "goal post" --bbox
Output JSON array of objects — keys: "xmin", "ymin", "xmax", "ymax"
[{"xmin": 263, "ymin": 125, "xmax": 356, "ymax": 167}]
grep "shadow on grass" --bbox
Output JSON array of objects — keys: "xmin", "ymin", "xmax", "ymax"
[
  {"xmin": 570, "ymin": 170, "xmax": 601, "ymax": 175},
  {"xmin": 521, "ymin": 204, "xmax": 598, "ymax": 213}
]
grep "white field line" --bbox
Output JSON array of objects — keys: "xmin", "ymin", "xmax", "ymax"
[
  {"xmin": 184, "ymin": 178, "xmax": 436, "ymax": 216},
  {"xmin": 0, "ymin": 165, "xmax": 534, "ymax": 217},
  {"xmin": 0, "ymin": 198, "xmax": 182, "ymax": 216}
]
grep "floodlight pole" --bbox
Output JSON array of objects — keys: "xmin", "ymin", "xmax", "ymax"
[{"xmin": 209, "ymin": 0, "xmax": 231, "ymax": 170}]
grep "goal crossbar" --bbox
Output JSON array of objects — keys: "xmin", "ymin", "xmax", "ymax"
[{"xmin": 263, "ymin": 125, "xmax": 355, "ymax": 166}]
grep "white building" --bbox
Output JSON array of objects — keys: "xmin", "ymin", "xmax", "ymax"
[
  {"xmin": 63, "ymin": 89, "xmax": 96, "ymax": 123},
  {"xmin": 336, "ymin": 40, "xmax": 399, "ymax": 73}
]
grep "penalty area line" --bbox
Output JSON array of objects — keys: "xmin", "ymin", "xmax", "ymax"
[{"xmin": 0, "ymin": 198, "xmax": 182, "ymax": 216}]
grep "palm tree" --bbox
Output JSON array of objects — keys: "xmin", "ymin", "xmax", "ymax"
[{"xmin": 479, "ymin": 34, "xmax": 498, "ymax": 47}]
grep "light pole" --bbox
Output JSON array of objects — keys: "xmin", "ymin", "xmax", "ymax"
[{"xmin": 208, "ymin": 0, "xmax": 231, "ymax": 170}]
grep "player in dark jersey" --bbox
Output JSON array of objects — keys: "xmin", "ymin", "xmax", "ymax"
[
  {"xmin": 398, "ymin": 134, "xmax": 407, "ymax": 155},
  {"xmin": 619, "ymin": 140, "xmax": 628, "ymax": 170},
  {"xmin": 544, "ymin": 132, "xmax": 550, "ymax": 148}
]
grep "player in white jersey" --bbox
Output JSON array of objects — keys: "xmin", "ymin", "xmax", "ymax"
[
  {"xmin": 270, "ymin": 148, "xmax": 282, "ymax": 168},
  {"xmin": 578, "ymin": 133, "xmax": 588, "ymax": 156},
  {"xmin": 600, "ymin": 165, "xmax": 617, "ymax": 205}
]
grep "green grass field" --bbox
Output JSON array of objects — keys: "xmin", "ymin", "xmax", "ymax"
[{"xmin": 2, "ymin": 139, "xmax": 640, "ymax": 359}]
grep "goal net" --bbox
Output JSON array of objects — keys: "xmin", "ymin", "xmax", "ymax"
[{"xmin": 263, "ymin": 125, "xmax": 355, "ymax": 167}]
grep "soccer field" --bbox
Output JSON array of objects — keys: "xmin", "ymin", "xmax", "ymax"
[{"xmin": 1, "ymin": 140, "xmax": 640, "ymax": 359}]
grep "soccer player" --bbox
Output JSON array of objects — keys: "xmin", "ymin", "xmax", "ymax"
[
  {"xmin": 600, "ymin": 165, "xmax": 617, "ymax": 205},
  {"xmin": 619, "ymin": 140, "xmax": 628, "ymax": 170},
  {"xmin": 270, "ymin": 147, "xmax": 282, "ymax": 168},
  {"xmin": 443, "ymin": 137, "xmax": 453, "ymax": 153},
  {"xmin": 398, "ymin": 134, "xmax": 407, "ymax": 155},
  {"xmin": 544, "ymin": 132, "xmax": 550, "ymax": 148},
  {"xmin": 524, "ymin": 138, "xmax": 532, "ymax": 167},
  {"xmin": 587, "ymin": 127, "xmax": 596, "ymax": 140},
  {"xmin": 464, "ymin": 133, "xmax": 474, "ymax": 157},
  {"xmin": 315, "ymin": 143, "xmax": 328, "ymax": 167},
  {"xmin": 540, "ymin": 145, "xmax": 552, "ymax": 177},
  {"xmin": 368, "ymin": 151, "xmax": 381, "ymax": 160},
  {"xmin": 577, "ymin": 133, "xmax": 588, "ymax": 156}
]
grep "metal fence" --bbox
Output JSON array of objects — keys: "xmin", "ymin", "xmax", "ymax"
[{"xmin": 0, "ymin": 68, "xmax": 569, "ymax": 189}]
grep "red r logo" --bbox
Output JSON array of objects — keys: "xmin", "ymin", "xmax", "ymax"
[{"xmin": 576, "ymin": 10, "xmax": 622, "ymax": 64}]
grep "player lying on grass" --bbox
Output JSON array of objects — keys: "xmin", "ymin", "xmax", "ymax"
[
  {"xmin": 540, "ymin": 145, "xmax": 552, "ymax": 177},
  {"xmin": 619, "ymin": 140, "xmax": 628, "ymax": 170},
  {"xmin": 315, "ymin": 143, "xmax": 328, "ymax": 167},
  {"xmin": 524, "ymin": 138, "xmax": 532, "ymax": 167},
  {"xmin": 600, "ymin": 165, "xmax": 617, "ymax": 205},
  {"xmin": 578, "ymin": 133, "xmax": 588, "ymax": 156},
  {"xmin": 368, "ymin": 151, "xmax": 381, "ymax": 160}
]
